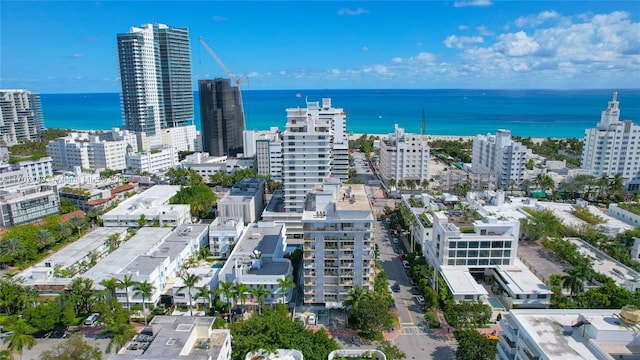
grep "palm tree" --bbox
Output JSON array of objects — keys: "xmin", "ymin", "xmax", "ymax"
[
  {"xmin": 116, "ymin": 275, "xmax": 137, "ymax": 323},
  {"xmin": 396, "ymin": 180, "xmax": 405, "ymax": 191},
  {"xmin": 86, "ymin": 206, "xmax": 103, "ymax": 226},
  {"xmin": 233, "ymin": 283, "xmax": 250, "ymax": 309},
  {"xmin": 216, "ymin": 281, "xmax": 235, "ymax": 315},
  {"xmin": 35, "ymin": 230, "xmax": 55, "ymax": 249},
  {"xmin": 343, "ymin": 285, "xmax": 364, "ymax": 310},
  {"xmin": 102, "ymin": 323, "xmax": 136, "ymax": 353},
  {"xmin": 387, "ymin": 178, "xmax": 396, "ymax": 191},
  {"xmin": 610, "ymin": 173, "xmax": 625, "ymax": 199},
  {"xmin": 133, "ymin": 280, "xmax": 155, "ymax": 325},
  {"xmin": 68, "ymin": 216, "xmax": 86, "ymax": 235},
  {"xmin": 249, "ymin": 285, "xmax": 272, "ymax": 313},
  {"xmin": 0, "ymin": 238, "xmax": 25, "ymax": 265},
  {"xmin": 178, "ymin": 273, "xmax": 201, "ymax": 316},
  {"xmin": 100, "ymin": 278, "xmax": 119, "ymax": 301},
  {"xmin": 56, "ymin": 223, "xmax": 73, "ymax": 240},
  {"xmin": 277, "ymin": 274, "xmax": 296, "ymax": 304},
  {"xmin": 562, "ymin": 267, "xmax": 586, "ymax": 299},
  {"xmin": 406, "ymin": 180, "xmax": 416, "ymax": 194},
  {"xmin": 106, "ymin": 233, "xmax": 120, "ymax": 252},
  {"xmin": 194, "ymin": 286, "xmax": 213, "ymax": 311},
  {"xmin": 3, "ymin": 319, "xmax": 36, "ymax": 360},
  {"xmin": 420, "ymin": 179, "xmax": 429, "ymax": 191}
]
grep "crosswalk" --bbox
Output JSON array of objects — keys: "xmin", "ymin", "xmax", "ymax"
[{"xmin": 400, "ymin": 324, "xmax": 429, "ymax": 335}]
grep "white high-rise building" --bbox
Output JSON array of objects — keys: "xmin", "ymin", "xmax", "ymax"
[
  {"xmin": 379, "ymin": 124, "xmax": 429, "ymax": 184},
  {"xmin": 582, "ymin": 92, "xmax": 640, "ymax": 192},
  {"xmin": 0, "ymin": 90, "xmax": 44, "ymax": 146},
  {"xmin": 282, "ymin": 103, "xmax": 333, "ymax": 213},
  {"xmin": 308, "ymin": 98, "xmax": 349, "ymax": 181},
  {"xmin": 302, "ymin": 180, "xmax": 375, "ymax": 307},
  {"xmin": 472, "ymin": 129, "xmax": 527, "ymax": 190}
]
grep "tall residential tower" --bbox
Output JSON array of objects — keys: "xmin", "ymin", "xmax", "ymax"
[
  {"xmin": 0, "ymin": 90, "xmax": 44, "ymax": 146},
  {"xmin": 117, "ymin": 24, "xmax": 193, "ymax": 136},
  {"xmin": 199, "ymin": 79, "xmax": 245, "ymax": 157},
  {"xmin": 471, "ymin": 129, "xmax": 527, "ymax": 190},
  {"xmin": 581, "ymin": 92, "xmax": 640, "ymax": 192}
]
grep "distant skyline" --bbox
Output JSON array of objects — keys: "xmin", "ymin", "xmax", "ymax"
[{"xmin": 1, "ymin": 1, "xmax": 639, "ymax": 93}]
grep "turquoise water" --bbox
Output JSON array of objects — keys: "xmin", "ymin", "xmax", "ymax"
[
  {"xmin": 488, "ymin": 297, "xmax": 505, "ymax": 310},
  {"xmin": 40, "ymin": 89, "xmax": 640, "ymax": 138}
]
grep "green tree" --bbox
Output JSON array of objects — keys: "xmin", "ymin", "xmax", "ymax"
[
  {"xmin": 137, "ymin": 214, "xmax": 147, "ymax": 227},
  {"xmin": 102, "ymin": 323, "xmax": 136, "ymax": 353},
  {"xmin": 68, "ymin": 216, "xmax": 86, "ymax": 235},
  {"xmin": 455, "ymin": 330, "xmax": 498, "ymax": 360},
  {"xmin": 562, "ymin": 267, "xmax": 586, "ymax": 299},
  {"xmin": 59, "ymin": 198, "xmax": 78, "ymax": 214},
  {"xmin": 194, "ymin": 286, "xmax": 213, "ymax": 311},
  {"xmin": 377, "ymin": 340, "xmax": 406, "ymax": 360},
  {"xmin": 233, "ymin": 283, "xmax": 250, "ymax": 309},
  {"xmin": 0, "ymin": 238, "xmax": 26, "ymax": 266},
  {"xmin": 133, "ymin": 280, "xmax": 155, "ymax": 325},
  {"xmin": 99, "ymin": 278, "xmax": 119, "ymax": 301},
  {"xmin": 277, "ymin": 274, "xmax": 295, "ymax": 304},
  {"xmin": 35, "ymin": 230, "xmax": 55, "ymax": 250},
  {"xmin": 216, "ymin": 281, "xmax": 235, "ymax": 315},
  {"xmin": 23, "ymin": 299, "xmax": 61, "ymax": 332},
  {"xmin": 229, "ymin": 306, "xmax": 338, "ymax": 360},
  {"xmin": 169, "ymin": 184, "xmax": 217, "ymax": 218},
  {"xmin": 66, "ymin": 277, "xmax": 95, "ymax": 315},
  {"xmin": 39, "ymin": 332, "xmax": 103, "ymax": 360},
  {"xmin": 348, "ymin": 292, "xmax": 394, "ymax": 338},
  {"xmin": 3, "ymin": 319, "xmax": 36, "ymax": 360},
  {"xmin": 343, "ymin": 286, "xmax": 364, "ymax": 310},
  {"xmin": 248, "ymin": 285, "xmax": 272, "ymax": 313},
  {"xmin": 116, "ymin": 275, "xmax": 137, "ymax": 323},
  {"xmin": 178, "ymin": 273, "xmax": 202, "ymax": 316}
]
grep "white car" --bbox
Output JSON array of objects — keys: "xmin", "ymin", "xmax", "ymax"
[
  {"xmin": 392, "ymin": 237, "xmax": 399, "ymax": 244},
  {"xmin": 306, "ymin": 314, "xmax": 316, "ymax": 325},
  {"xmin": 402, "ymin": 260, "xmax": 410, "ymax": 269},
  {"xmin": 416, "ymin": 296, "xmax": 425, "ymax": 305}
]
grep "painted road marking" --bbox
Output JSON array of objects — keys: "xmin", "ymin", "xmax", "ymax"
[{"xmin": 404, "ymin": 299, "xmax": 414, "ymax": 324}]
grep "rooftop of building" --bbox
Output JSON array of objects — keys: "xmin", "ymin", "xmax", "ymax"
[
  {"xmin": 103, "ymin": 185, "xmax": 186, "ymax": 217},
  {"xmin": 264, "ymin": 189, "xmax": 285, "ymax": 213},
  {"xmin": 495, "ymin": 259, "xmax": 552, "ymax": 295},
  {"xmin": 245, "ymin": 349, "xmax": 304, "ymax": 360},
  {"xmin": 84, "ymin": 228, "xmax": 173, "ymax": 289},
  {"xmin": 302, "ymin": 183, "xmax": 373, "ymax": 221},
  {"xmin": 209, "ymin": 216, "xmax": 244, "ymax": 233},
  {"xmin": 109, "ymin": 316, "xmax": 228, "ymax": 359},
  {"xmin": 506, "ymin": 308, "xmax": 640, "ymax": 360},
  {"xmin": 567, "ymin": 237, "xmax": 640, "ymax": 288},
  {"xmin": 440, "ymin": 267, "xmax": 489, "ymax": 296}
]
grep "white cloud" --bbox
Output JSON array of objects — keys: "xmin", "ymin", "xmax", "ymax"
[
  {"xmin": 68, "ymin": 54, "xmax": 85, "ymax": 59},
  {"xmin": 279, "ymin": 70, "xmax": 287, "ymax": 75},
  {"xmin": 515, "ymin": 10, "xmax": 561, "ymax": 27},
  {"xmin": 495, "ymin": 31, "xmax": 540, "ymax": 56},
  {"xmin": 476, "ymin": 25, "xmax": 493, "ymax": 36},
  {"xmin": 331, "ymin": 69, "xmax": 341, "ymax": 75},
  {"xmin": 338, "ymin": 7, "xmax": 368, "ymax": 16},
  {"xmin": 391, "ymin": 57, "xmax": 402, "ymax": 63},
  {"xmin": 362, "ymin": 45, "xmax": 369, "ymax": 51},
  {"xmin": 458, "ymin": 25, "xmax": 468, "ymax": 30},
  {"xmin": 444, "ymin": 35, "xmax": 484, "ymax": 49},
  {"xmin": 454, "ymin": 0, "xmax": 493, "ymax": 8}
]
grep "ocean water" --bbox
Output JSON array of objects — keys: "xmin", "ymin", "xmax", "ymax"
[{"xmin": 40, "ymin": 89, "xmax": 640, "ymax": 139}]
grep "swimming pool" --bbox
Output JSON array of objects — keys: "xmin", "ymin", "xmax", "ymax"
[{"xmin": 488, "ymin": 297, "xmax": 505, "ymax": 310}]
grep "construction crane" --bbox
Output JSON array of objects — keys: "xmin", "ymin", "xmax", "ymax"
[{"xmin": 198, "ymin": 36, "xmax": 246, "ymax": 111}]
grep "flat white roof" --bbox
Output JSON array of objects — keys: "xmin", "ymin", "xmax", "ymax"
[
  {"xmin": 509, "ymin": 309, "xmax": 640, "ymax": 360},
  {"xmin": 440, "ymin": 267, "xmax": 488, "ymax": 296},
  {"xmin": 495, "ymin": 259, "xmax": 552, "ymax": 295},
  {"xmin": 84, "ymin": 227, "xmax": 173, "ymax": 289},
  {"xmin": 103, "ymin": 185, "xmax": 181, "ymax": 217},
  {"xmin": 567, "ymin": 237, "xmax": 640, "ymax": 288}
]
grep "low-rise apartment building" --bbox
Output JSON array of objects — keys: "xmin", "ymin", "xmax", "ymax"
[
  {"xmin": 126, "ymin": 146, "xmax": 179, "ymax": 174},
  {"xmin": 217, "ymin": 177, "xmax": 265, "ymax": 223},
  {"xmin": 0, "ymin": 183, "xmax": 59, "ymax": 226},
  {"xmin": 208, "ymin": 216, "xmax": 245, "ymax": 259},
  {"xmin": 216, "ymin": 222, "xmax": 292, "ymax": 306},
  {"xmin": 102, "ymin": 185, "xmax": 190, "ymax": 227}
]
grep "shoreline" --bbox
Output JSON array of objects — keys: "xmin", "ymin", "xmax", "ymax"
[{"xmin": 349, "ymin": 133, "xmax": 561, "ymax": 144}]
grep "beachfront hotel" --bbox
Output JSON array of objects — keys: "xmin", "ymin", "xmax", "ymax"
[
  {"xmin": 378, "ymin": 124, "xmax": 430, "ymax": 184},
  {"xmin": 302, "ymin": 180, "xmax": 375, "ymax": 307},
  {"xmin": 582, "ymin": 92, "xmax": 640, "ymax": 192},
  {"xmin": 0, "ymin": 89, "xmax": 44, "ymax": 146},
  {"xmin": 471, "ymin": 129, "xmax": 527, "ymax": 190},
  {"xmin": 199, "ymin": 78, "xmax": 246, "ymax": 157},
  {"xmin": 117, "ymin": 24, "xmax": 193, "ymax": 136}
]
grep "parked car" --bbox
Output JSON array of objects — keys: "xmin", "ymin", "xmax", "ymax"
[
  {"xmin": 84, "ymin": 313, "xmax": 100, "ymax": 326},
  {"xmin": 0, "ymin": 331, "xmax": 14, "ymax": 339},
  {"xmin": 392, "ymin": 282, "xmax": 401, "ymax": 292},
  {"xmin": 402, "ymin": 260, "xmax": 410, "ymax": 269},
  {"xmin": 416, "ymin": 296, "xmax": 425, "ymax": 305}
]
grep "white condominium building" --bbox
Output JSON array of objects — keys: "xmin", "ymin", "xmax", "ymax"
[
  {"xmin": 125, "ymin": 145, "xmax": 178, "ymax": 174},
  {"xmin": 0, "ymin": 89, "xmax": 44, "ymax": 146},
  {"xmin": 302, "ymin": 180, "xmax": 375, "ymax": 307},
  {"xmin": 379, "ymin": 124, "xmax": 429, "ymax": 184},
  {"xmin": 472, "ymin": 129, "xmax": 527, "ymax": 190},
  {"xmin": 307, "ymin": 98, "xmax": 349, "ymax": 181},
  {"xmin": 0, "ymin": 183, "xmax": 59, "ymax": 226},
  {"xmin": 282, "ymin": 104, "xmax": 332, "ymax": 213},
  {"xmin": 46, "ymin": 132, "xmax": 133, "ymax": 171},
  {"xmin": 582, "ymin": 92, "xmax": 640, "ymax": 191}
]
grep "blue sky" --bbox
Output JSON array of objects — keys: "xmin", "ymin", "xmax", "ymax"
[{"xmin": 1, "ymin": 1, "xmax": 639, "ymax": 93}]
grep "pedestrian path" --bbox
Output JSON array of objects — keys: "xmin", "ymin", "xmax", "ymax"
[{"xmin": 400, "ymin": 325, "xmax": 428, "ymax": 335}]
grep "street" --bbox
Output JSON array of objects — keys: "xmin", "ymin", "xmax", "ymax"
[{"xmin": 354, "ymin": 150, "xmax": 455, "ymax": 360}]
